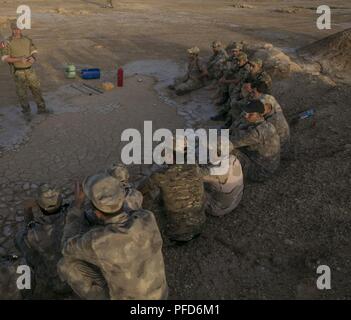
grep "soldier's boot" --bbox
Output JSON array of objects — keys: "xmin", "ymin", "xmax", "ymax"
[
  {"xmin": 20, "ymin": 104, "xmax": 31, "ymax": 114},
  {"xmin": 37, "ymin": 103, "xmax": 50, "ymax": 114}
]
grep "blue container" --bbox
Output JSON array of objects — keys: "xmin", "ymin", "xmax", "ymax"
[
  {"xmin": 298, "ymin": 109, "xmax": 315, "ymax": 120},
  {"xmin": 80, "ymin": 68, "xmax": 101, "ymax": 80}
]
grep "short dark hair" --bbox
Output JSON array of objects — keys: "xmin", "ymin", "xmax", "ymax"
[{"xmin": 251, "ymin": 81, "xmax": 269, "ymax": 94}]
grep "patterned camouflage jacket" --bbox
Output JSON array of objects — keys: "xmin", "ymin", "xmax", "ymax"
[
  {"xmin": 16, "ymin": 205, "xmax": 70, "ymax": 297},
  {"xmin": 230, "ymin": 120, "xmax": 280, "ymax": 181},
  {"xmin": 206, "ymin": 48, "xmax": 228, "ymax": 78},
  {"xmin": 143, "ymin": 164, "xmax": 206, "ymax": 242},
  {"xmin": 59, "ymin": 207, "xmax": 168, "ymax": 300},
  {"xmin": 246, "ymin": 70, "xmax": 273, "ymax": 94},
  {"xmin": 187, "ymin": 57, "xmax": 204, "ymax": 81},
  {"xmin": 261, "ymin": 94, "xmax": 290, "ymax": 147},
  {"xmin": 229, "ymin": 62, "xmax": 251, "ymax": 97}
]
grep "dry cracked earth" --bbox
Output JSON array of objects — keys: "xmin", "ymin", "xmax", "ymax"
[{"xmin": 0, "ymin": 0, "xmax": 351, "ymax": 299}]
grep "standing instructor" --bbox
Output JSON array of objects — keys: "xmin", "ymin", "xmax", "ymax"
[{"xmin": 1, "ymin": 20, "xmax": 47, "ymax": 114}]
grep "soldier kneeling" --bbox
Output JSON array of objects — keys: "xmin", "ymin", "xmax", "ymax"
[
  {"xmin": 15, "ymin": 184, "xmax": 71, "ymax": 299},
  {"xmin": 58, "ymin": 173, "xmax": 168, "ymax": 300}
]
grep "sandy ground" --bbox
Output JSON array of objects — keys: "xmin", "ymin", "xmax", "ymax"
[{"xmin": 0, "ymin": 0, "xmax": 351, "ymax": 299}]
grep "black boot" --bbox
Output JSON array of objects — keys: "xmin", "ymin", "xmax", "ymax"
[{"xmin": 21, "ymin": 105, "xmax": 31, "ymax": 114}]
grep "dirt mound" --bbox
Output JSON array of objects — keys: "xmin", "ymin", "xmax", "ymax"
[
  {"xmin": 298, "ymin": 28, "xmax": 351, "ymax": 83},
  {"xmin": 243, "ymin": 42, "xmax": 302, "ymax": 79}
]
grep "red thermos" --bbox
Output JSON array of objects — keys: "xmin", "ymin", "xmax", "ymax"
[{"xmin": 117, "ymin": 67, "xmax": 124, "ymax": 87}]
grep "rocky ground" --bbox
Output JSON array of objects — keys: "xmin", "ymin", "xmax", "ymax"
[{"xmin": 0, "ymin": 0, "xmax": 351, "ymax": 299}]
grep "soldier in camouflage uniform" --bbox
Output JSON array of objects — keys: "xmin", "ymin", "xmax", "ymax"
[
  {"xmin": 1, "ymin": 21, "xmax": 47, "ymax": 114},
  {"xmin": 203, "ymin": 41, "xmax": 228, "ymax": 82},
  {"xmin": 15, "ymin": 184, "xmax": 71, "ymax": 298},
  {"xmin": 213, "ymin": 43, "xmax": 243, "ymax": 105},
  {"xmin": 201, "ymin": 137, "xmax": 244, "ymax": 216},
  {"xmin": 58, "ymin": 174, "xmax": 168, "ymax": 300},
  {"xmin": 230, "ymin": 100, "xmax": 281, "ymax": 182},
  {"xmin": 170, "ymin": 47, "xmax": 205, "ymax": 96},
  {"xmin": 141, "ymin": 138, "xmax": 206, "ymax": 243},
  {"xmin": 211, "ymin": 53, "xmax": 251, "ymax": 121},
  {"xmin": 245, "ymin": 59, "xmax": 272, "ymax": 94},
  {"xmin": 250, "ymin": 82, "xmax": 290, "ymax": 150}
]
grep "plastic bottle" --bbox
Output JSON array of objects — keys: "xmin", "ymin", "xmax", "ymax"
[
  {"xmin": 80, "ymin": 68, "xmax": 101, "ymax": 80},
  {"xmin": 117, "ymin": 67, "xmax": 124, "ymax": 87}
]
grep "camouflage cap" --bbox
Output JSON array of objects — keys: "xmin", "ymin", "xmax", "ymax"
[
  {"xmin": 83, "ymin": 173, "xmax": 125, "ymax": 214},
  {"xmin": 212, "ymin": 40, "xmax": 222, "ymax": 48},
  {"xmin": 108, "ymin": 163, "xmax": 129, "ymax": 183},
  {"xmin": 37, "ymin": 184, "xmax": 62, "ymax": 212},
  {"xmin": 226, "ymin": 41, "xmax": 243, "ymax": 51},
  {"xmin": 250, "ymin": 58, "xmax": 263, "ymax": 67},
  {"xmin": 187, "ymin": 47, "xmax": 200, "ymax": 55},
  {"xmin": 124, "ymin": 189, "xmax": 143, "ymax": 211},
  {"xmin": 237, "ymin": 52, "xmax": 248, "ymax": 61}
]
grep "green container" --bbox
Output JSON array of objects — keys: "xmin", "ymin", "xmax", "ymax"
[{"xmin": 65, "ymin": 64, "xmax": 76, "ymax": 79}]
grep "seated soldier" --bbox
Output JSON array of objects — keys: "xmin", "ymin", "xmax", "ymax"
[
  {"xmin": 211, "ymin": 52, "xmax": 251, "ymax": 121},
  {"xmin": 58, "ymin": 174, "xmax": 168, "ymax": 300},
  {"xmin": 213, "ymin": 43, "xmax": 243, "ymax": 105},
  {"xmin": 246, "ymin": 59, "xmax": 272, "ymax": 94},
  {"xmin": 230, "ymin": 100, "xmax": 281, "ymax": 182},
  {"xmin": 15, "ymin": 184, "xmax": 71, "ymax": 299},
  {"xmin": 201, "ymin": 137, "xmax": 244, "ymax": 217},
  {"xmin": 250, "ymin": 82, "xmax": 290, "ymax": 151},
  {"xmin": 108, "ymin": 163, "xmax": 144, "ymax": 211},
  {"xmin": 202, "ymin": 40, "xmax": 228, "ymax": 85},
  {"xmin": 169, "ymin": 46, "xmax": 205, "ymax": 96},
  {"xmin": 140, "ymin": 137, "xmax": 206, "ymax": 243}
]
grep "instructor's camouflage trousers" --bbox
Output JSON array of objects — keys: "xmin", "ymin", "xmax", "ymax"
[{"xmin": 13, "ymin": 68, "xmax": 46, "ymax": 112}]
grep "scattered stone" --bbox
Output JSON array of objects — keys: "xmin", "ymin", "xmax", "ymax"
[
  {"xmin": 15, "ymin": 216, "xmax": 24, "ymax": 222},
  {"xmin": 3, "ymin": 225, "xmax": 12, "ymax": 237},
  {"xmin": 23, "ymin": 183, "xmax": 30, "ymax": 191},
  {"xmin": 31, "ymin": 184, "xmax": 38, "ymax": 190},
  {"xmin": 232, "ymin": 2, "xmax": 254, "ymax": 9}
]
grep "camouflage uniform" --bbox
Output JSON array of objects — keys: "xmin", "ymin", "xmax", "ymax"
[
  {"xmin": 0, "ymin": 255, "xmax": 33, "ymax": 300},
  {"xmin": 260, "ymin": 94, "xmax": 290, "ymax": 150},
  {"xmin": 174, "ymin": 56, "xmax": 204, "ymax": 95},
  {"xmin": 15, "ymin": 205, "xmax": 71, "ymax": 298},
  {"xmin": 230, "ymin": 120, "xmax": 281, "ymax": 181},
  {"xmin": 1, "ymin": 35, "xmax": 46, "ymax": 112},
  {"xmin": 202, "ymin": 155, "xmax": 244, "ymax": 216},
  {"xmin": 58, "ymin": 173, "xmax": 168, "ymax": 300},
  {"xmin": 228, "ymin": 61, "xmax": 251, "ymax": 102},
  {"xmin": 58, "ymin": 207, "xmax": 168, "ymax": 300},
  {"xmin": 246, "ymin": 70, "xmax": 273, "ymax": 94},
  {"xmin": 143, "ymin": 164, "xmax": 206, "ymax": 242},
  {"xmin": 206, "ymin": 48, "xmax": 228, "ymax": 80}
]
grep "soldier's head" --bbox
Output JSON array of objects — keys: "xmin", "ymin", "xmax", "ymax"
[
  {"xmin": 241, "ymin": 82, "xmax": 253, "ymax": 98},
  {"xmin": 227, "ymin": 42, "xmax": 243, "ymax": 57},
  {"xmin": 237, "ymin": 53, "xmax": 248, "ymax": 66},
  {"xmin": 241, "ymin": 100, "xmax": 265, "ymax": 123},
  {"xmin": 37, "ymin": 184, "xmax": 63, "ymax": 215},
  {"xmin": 187, "ymin": 47, "xmax": 200, "ymax": 60},
  {"xmin": 250, "ymin": 81, "xmax": 269, "ymax": 99},
  {"xmin": 108, "ymin": 163, "xmax": 129, "ymax": 186},
  {"xmin": 83, "ymin": 173, "xmax": 126, "ymax": 219},
  {"xmin": 249, "ymin": 59, "xmax": 263, "ymax": 74},
  {"xmin": 211, "ymin": 41, "xmax": 222, "ymax": 53},
  {"xmin": 9, "ymin": 20, "xmax": 22, "ymax": 38}
]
